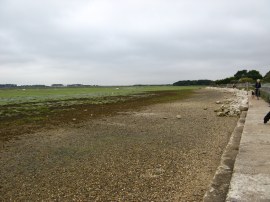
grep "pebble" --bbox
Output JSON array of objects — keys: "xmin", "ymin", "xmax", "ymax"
[{"xmin": 0, "ymin": 88, "xmax": 239, "ymax": 202}]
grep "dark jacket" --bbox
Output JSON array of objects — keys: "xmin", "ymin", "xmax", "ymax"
[{"xmin": 255, "ymin": 82, "xmax": 261, "ymax": 89}]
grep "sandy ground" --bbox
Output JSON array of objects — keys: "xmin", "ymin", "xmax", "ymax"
[{"xmin": 0, "ymin": 89, "xmax": 238, "ymax": 201}]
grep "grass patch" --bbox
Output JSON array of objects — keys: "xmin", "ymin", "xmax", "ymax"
[{"xmin": 261, "ymin": 89, "xmax": 270, "ymax": 103}]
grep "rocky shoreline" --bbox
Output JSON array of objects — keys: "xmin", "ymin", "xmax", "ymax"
[{"xmin": 207, "ymin": 87, "xmax": 249, "ymax": 117}]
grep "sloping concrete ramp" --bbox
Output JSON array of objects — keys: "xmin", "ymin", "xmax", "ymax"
[{"xmin": 226, "ymin": 98, "xmax": 270, "ymax": 201}]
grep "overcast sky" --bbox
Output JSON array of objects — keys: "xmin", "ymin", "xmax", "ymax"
[{"xmin": 0, "ymin": 0, "xmax": 269, "ymax": 85}]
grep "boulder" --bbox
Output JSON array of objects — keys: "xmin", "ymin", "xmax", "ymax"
[
  {"xmin": 207, "ymin": 87, "xmax": 249, "ymax": 117},
  {"xmin": 223, "ymin": 108, "xmax": 230, "ymax": 114},
  {"xmin": 214, "ymin": 108, "xmax": 222, "ymax": 112},
  {"xmin": 239, "ymin": 105, "xmax": 248, "ymax": 111},
  {"xmin": 217, "ymin": 112, "xmax": 225, "ymax": 117}
]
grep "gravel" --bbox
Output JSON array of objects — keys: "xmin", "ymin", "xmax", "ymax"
[{"xmin": 0, "ymin": 89, "xmax": 238, "ymax": 201}]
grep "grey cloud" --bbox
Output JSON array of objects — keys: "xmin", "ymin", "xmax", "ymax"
[{"xmin": 0, "ymin": 0, "xmax": 269, "ymax": 85}]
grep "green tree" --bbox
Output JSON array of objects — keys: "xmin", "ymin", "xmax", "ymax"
[
  {"xmin": 264, "ymin": 71, "xmax": 270, "ymax": 82},
  {"xmin": 173, "ymin": 80, "xmax": 213, "ymax": 86},
  {"xmin": 215, "ymin": 77, "xmax": 236, "ymax": 84},
  {"xmin": 234, "ymin": 70, "xmax": 247, "ymax": 80},
  {"xmin": 239, "ymin": 77, "xmax": 254, "ymax": 83},
  {"xmin": 246, "ymin": 70, "xmax": 263, "ymax": 80}
]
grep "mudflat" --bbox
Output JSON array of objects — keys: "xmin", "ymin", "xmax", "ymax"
[{"xmin": 0, "ymin": 89, "xmax": 238, "ymax": 201}]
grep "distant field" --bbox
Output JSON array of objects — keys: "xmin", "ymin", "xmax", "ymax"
[
  {"xmin": 0, "ymin": 86, "xmax": 199, "ymax": 105},
  {"xmin": 0, "ymin": 86, "xmax": 200, "ymax": 121},
  {"xmin": 0, "ymin": 85, "xmax": 201, "ymax": 141}
]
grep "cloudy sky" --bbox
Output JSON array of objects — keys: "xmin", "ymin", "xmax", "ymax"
[{"xmin": 0, "ymin": 0, "xmax": 269, "ymax": 85}]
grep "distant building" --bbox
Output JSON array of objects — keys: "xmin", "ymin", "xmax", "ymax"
[
  {"xmin": 67, "ymin": 84, "xmax": 83, "ymax": 87},
  {"xmin": 51, "ymin": 84, "xmax": 64, "ymax": 87},
  {"xmin": 20, "ymin": 85, "xmax": 47, "ymax": 88}
]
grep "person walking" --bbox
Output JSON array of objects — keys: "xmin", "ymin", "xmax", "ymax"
[{"xmin": 255, "ymin": 79, "xmax": 261, "ymax": 100}]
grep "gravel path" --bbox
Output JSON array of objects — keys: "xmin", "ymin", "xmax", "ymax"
[{"xmin": 0, "ymin": 89, "xmax": 238, "ymax": 201}]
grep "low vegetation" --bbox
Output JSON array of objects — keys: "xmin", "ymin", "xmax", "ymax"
[
  {"xmin": 0, "ymin": 86, "xmax": 198, "ymax": 142},
  {"xmin": 215, "ymin": 69, "xmax": 264, "ymax": 84}
]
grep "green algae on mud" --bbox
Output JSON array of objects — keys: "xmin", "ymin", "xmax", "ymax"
[
  {"xmin": 0, "ymin": 87, "xmax": 198, "ymax": 142},
  {"xmin": 0, "ymin": 86, "xmax": 197, "ymax": 105}
]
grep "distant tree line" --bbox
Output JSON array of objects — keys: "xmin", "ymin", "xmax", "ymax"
[
  {"xmin": 173, "ymin": 69, "xmax": 270, "ymax": 86},
  {"xmin": 0, "ymin": 84, "xmax": 99, "ymax": 88},
  {"xmin": 173, "ymin": 80, "xmax": 214, "ymax": 86},
  {"xmin": 0, "ymin": 84, "xmax": 17, "ymax": 88}
]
